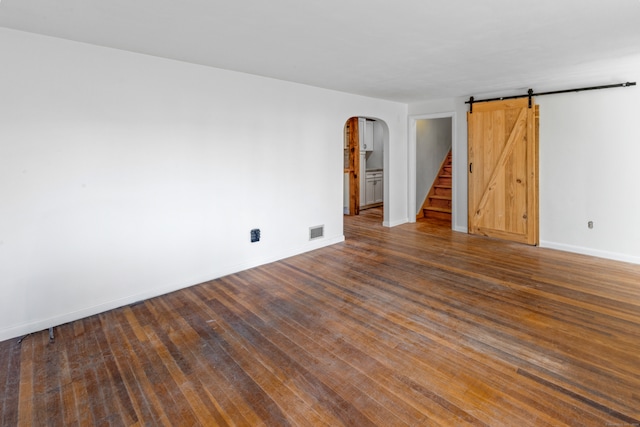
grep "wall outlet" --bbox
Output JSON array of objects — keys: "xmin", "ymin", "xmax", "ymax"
[
  {"xmin": 588, "ymin": 221, "xmax": 594, "ymax": 229},
  {"xmin": 250, "ymin": 228, "xmax": 260, "ymax": 242}
]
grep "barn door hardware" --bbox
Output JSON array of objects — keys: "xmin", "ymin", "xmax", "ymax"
[{"xmin": 467, "ymin": 81, "xmax": 636, "ymax": 113}]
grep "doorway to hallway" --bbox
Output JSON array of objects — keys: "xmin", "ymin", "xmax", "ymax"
[{"xmin": 409, "ymin": 113, "xmax": 457, "ymax": 229}]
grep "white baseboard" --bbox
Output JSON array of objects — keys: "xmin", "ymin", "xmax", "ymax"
[
  {"xmin": 384, "ymin": 217, "xmax": 409, "ymax": 227},
  {"xmin": 0, "ymin": 235, "xmax": 346, "ymax": 342},
  {"xmin": 539, "ymin": 240, "xmax": 640, "ymax": 265}
]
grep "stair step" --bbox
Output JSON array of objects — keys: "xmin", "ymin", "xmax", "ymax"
[
  {"xmin": 439, "ymin": 174, "xmax": 452, "ymax": 178},
  {"xmin": 434, "ymin": 184, "xmax": 452, "ymax": 189},
  {"xmin": 423, "ymin": 209, "xmax": 452, "ymax": 221},
  {"xmin": 429, "ymin": 195, "xmax": 451, "ymax": 200},
  {"xmin": 424, "ymin": 206, "xmax": 452, "ymax": 214}
]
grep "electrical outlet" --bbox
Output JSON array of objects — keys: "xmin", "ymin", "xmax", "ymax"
[
  {"xmin": 250, "ymin": 229, "xmax": 260, "ymax": 242},
  {"xmin": 588, "ymin": 221, "xmax": 594, "ymax": 229}
]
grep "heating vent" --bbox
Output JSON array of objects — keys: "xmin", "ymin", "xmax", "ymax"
[{"xmin": 309, "ymin": 225, "xmax": 324, "ymax": 240}]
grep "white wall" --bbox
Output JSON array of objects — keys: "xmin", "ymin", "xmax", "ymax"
[
  {"xmin": 416, "ymin": 118, "xmax": 451, "ymax": 215},
  {"xmin": 0, "ymin": 28, "xmax": 407, "ymax": 340},
  {"xmin": 538, "ymin": 83, "xmax": 640, "ymax": 263},
  {"xmin": 409, "ymin": 64, "xmax": 640, "ymax": 264}
]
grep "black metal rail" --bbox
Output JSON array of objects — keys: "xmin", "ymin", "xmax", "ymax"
[{"xmin": 467, "ymin": 82, "xmax": 636, "ymax": 113}]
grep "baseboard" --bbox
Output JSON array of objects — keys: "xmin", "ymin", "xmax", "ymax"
[
  {"xmin": 539, "ymin": 240, "xmax": 640, "ymax": 265},
  {"xmin": 384, "ymin": 218, "xmax": 409, "ymax": 227},
  {"xmin": 0, "ymin": 290, "xmax": 179, "ymax": 343},
  {"xmin": 0, "ymin": 235, "xmax": 346, "ymax": 342}
]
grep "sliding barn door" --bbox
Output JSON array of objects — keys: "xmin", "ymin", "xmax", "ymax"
[{"xmin": 468, "ymin": 98, "xmax": 539, "ymax": 245}]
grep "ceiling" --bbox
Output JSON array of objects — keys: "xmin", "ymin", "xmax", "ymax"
[{"xmin": 1, "ymin": 0, "xmax": 640, "ymax": 103}]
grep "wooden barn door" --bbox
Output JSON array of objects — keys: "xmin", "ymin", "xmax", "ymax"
[{"xmin": 467, "ymin": 98, "xmax": 539, "ymax": 245}]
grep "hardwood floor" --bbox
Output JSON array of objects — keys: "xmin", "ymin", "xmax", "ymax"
[{"xmin": 2, "ymin": 208, "xmax": 640, "ymax": 426}]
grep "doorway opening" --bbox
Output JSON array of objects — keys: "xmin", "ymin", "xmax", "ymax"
[
  {"xmin": 408, "ymin": 113, "xmax": 457, "ymax": 229},
  {"xmin": 343, "ymin": 117, "xmax": 388, "ymax": 223}
]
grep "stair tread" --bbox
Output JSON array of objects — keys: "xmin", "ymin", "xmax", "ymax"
[
  {"xmin": 429, "ymin": 195, "xmax": 451, "ymax": 200},
  {"xmin": 424, "ymin": 206, "xmax": 452, "ymax": 213},
  {"xmin": 434, "ymin": 184, "xmax": 452, "ymax": 188},
  {"xmin": 439, "ymin": 174, "xmax": 452, "ymax": 178}
]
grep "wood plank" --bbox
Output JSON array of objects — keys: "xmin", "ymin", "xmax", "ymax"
[
  {"xmin": 0, "ymin": 335, "xmax": 21, "ymax": 426},
  {"xmin": 347, "ymin": 117, "xmax": 360, "ymax": 216},
  {"xmin": 17, "ymin": 332, "xmax": 35, "ymax": 426},
  {"xmin": 1, "ymin": 208, "xmax": 640, "ymax": 425}
]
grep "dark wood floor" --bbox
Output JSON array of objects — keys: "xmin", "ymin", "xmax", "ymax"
[{"xmin": 2, "ymin": 208, "xmax": 640, "ymax": 426}]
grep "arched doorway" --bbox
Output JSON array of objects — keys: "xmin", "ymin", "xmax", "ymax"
[{"xmin": 343, "ymin": 117, "xmax": 387, "ymax": 220}]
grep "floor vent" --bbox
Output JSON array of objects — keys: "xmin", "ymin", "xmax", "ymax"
[{"xmin": 309, "ymin": 225, "xmax": 324, "ymax": 240}]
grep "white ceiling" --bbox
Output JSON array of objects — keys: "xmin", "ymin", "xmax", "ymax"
[{"xmin": 1, "ymin": 0, "xmax": 640, "ymax": 103}]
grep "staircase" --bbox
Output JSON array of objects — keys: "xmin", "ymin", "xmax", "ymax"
[{"xmin": 419, "ymin": 150, "xmax": 452, "ymax": 222}]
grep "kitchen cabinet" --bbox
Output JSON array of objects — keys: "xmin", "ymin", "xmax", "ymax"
[
  {"xmin": 364, "ymin": 120, "xmax": 374, "ymax": 151},
  {"xmin": 359, "ymin": 152, "xmax": 366, "ymax": 207},
  {"xmin": 358, "ymin": 117, "xmax": 373, "ymax": 151},
  {"xmin": 365, "ymin": 171, "xmax": 383, "ymax": 206}
]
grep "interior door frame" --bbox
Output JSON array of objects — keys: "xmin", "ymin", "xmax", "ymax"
[{"xmin": 408, "ymin": 112, "xmax": 458, "ymax": 227}]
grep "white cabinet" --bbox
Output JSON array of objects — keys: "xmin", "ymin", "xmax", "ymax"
[
  {"xmin": 359, "ymin": 152, "xmax": 366, "ymax": 207},
  {"xmin": 365, "ymin": 171, "xmax": 383, "ymax": 206},
  {"xmin": 358, "ymin": 117, "xmax": 373, "ymax": 151},
  {"xmin": 364, "ymin": 120, "xmax": 374, "ymax": 151}
]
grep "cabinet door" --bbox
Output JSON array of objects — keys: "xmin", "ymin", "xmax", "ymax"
[
  {"xmin": 363, "ymin": 120, "xmax": 374, "ymax": 151},
  {"xmin": 374, "ymin": 177, "xmax": 383, "ymax": 203},
  {"xmin": 365, "ymin": 179, "xmax": 375, "ymax": 205},
  {"xmin": 358, "ymin": 118, "xmax": 374, "ymax": 151}
]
